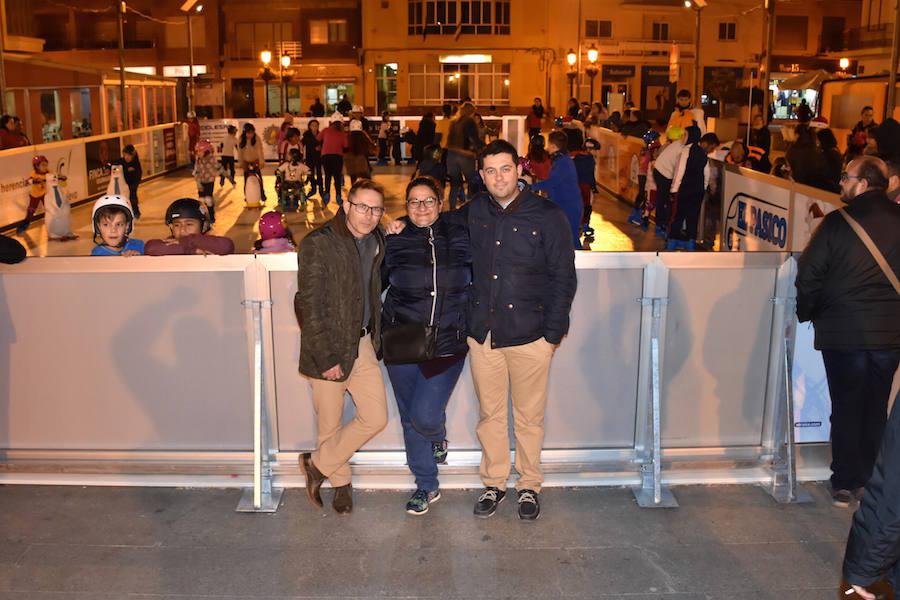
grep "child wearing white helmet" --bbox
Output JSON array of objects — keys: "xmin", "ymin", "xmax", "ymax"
[{"xmin": 91, "ymin": 195, "xmax": 144, "ymax": 256}]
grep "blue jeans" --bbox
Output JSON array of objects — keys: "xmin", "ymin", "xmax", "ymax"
[
  {"xmin": 386, "ymin": 358, "xmax": 466, "ymax": 492},
  {"xmin": 822, "ymin": 349, "xmax": 900, "ymax": 490}
]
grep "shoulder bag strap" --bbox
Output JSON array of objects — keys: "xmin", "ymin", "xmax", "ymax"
[{"xmin": 839, "ymin": 208, "xmax": 900, "ymax": 296}]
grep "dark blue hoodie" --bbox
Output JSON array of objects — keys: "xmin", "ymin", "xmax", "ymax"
[{"xmin": 671, "ymin": 125, "xmax": 707, "ymax": 197}]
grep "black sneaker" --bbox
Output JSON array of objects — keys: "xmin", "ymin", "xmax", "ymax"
[
  {"xmin": 473, "ymin": 486, "xmax": 506, "ymax": 518},
  {"xmin": 406, "ymin": 489, "xmax": 441, "ymax": 516},
  {"xmin": 517, "ymin": 489, "xmax": 540, "ymax": 521},
  {"xmin": 432, "ymin": 440, "xmax": 448, "ymax": 464}
]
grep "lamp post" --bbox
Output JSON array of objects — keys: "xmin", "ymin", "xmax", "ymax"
[
  {"xmin": 566, "ymin": 48, "xmax": 577, "ymax": 100},
  {"xmin": 260, "ymin": 48, "xmax": 272, "ymax": 116},
  {"xmin": 586, "ymin": 43, "xmax": 599, "ymax": 105},
  {"xmin": 280, "ymin": 53, "xmax": 291, "ymax": 115},
  {"xmin": 116, "ymin": 0, "xmax": 127, "ymax": 129},
  {"xmin": 184, "ymin": 3, "xmax": 202, "ymax": 115}
]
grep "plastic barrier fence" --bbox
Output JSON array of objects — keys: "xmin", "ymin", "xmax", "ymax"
[
  {"xmin": 0, "ymin": 123, "xmax": 191, "ymax": 231},
  {"xmin": 0, "ymin": 251, "xmax": 827, "ymax": 506}
]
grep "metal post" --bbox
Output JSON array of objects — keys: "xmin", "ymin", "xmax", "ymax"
[
  {"xmin": 0, "ymin": 1, "xmax": 7, "ymax": 115},
  {"xmin": 116, "ymin": 0, "xmax": 127, "ymax": 129},
  {"xmin": 281, "ymin": 64, "xmax": 286, "ymax": 115},
  {"xmin": 633, "ymin": 296, "xmax": 678, "ymax": 508},
  {"xmin": 264, "ymin": 80, "xmax": 270, "ymax": 117},
  {"xmin": 588, "ymin": 71, "xmax": 596, "ymax": 105},
  {"xmin": 693, "ymin": 8, "xmax": 702, "ymax": 102},
  {"xmin": 187, "ymin": 13, "xmax": 195, "ymax": 115},
  {"xmin": 761, "ymin": 0, "xmax": 776, "ymax": 124},
  {"xmin": 236, "ymin": 298, "xmax": 283, "ymax": 513},
  {"xmin": 886, "ymin": 0, "xmax": 900, "ymax": 120},
  {"xmin": 746, "ymin": 69, "xmax": 756, "ymax": 149}
]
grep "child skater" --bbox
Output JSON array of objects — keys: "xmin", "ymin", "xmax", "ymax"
[{"xmin": 90, "ymin": 194, "xmax": 144, "ymax": 256}]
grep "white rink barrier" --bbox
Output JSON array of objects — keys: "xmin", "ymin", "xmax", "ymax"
[
  {"xmin": 199, "ymin": 115, "xmax": 529, "ymax": 163},
  {"xmin": 0, "ymin": 123, "xmax": 191, "ymax": 231},
  {"xmin": 0, "ymin": 251, "xmax": 828, "ymax": 502}
]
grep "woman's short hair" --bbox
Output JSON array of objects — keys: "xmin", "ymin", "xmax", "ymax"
[{"xmin": 406, "ymin": 175, "xmax": 442, "ymax": 201}]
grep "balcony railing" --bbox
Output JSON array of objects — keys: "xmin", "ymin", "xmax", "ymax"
[
  {"xmin": 597, "ymin": 39, "xmax": 695, "ymax": 58},
  {"xmin": 841, "ymin": 24, "xmax": 893, "ymax": 51},
  {"xmin": 227, "ymin": 40, "xmax": 302, "ymax": 61}
]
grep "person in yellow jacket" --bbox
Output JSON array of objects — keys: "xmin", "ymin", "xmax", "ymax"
[{"xmin": 667, "ymin": 89, "xmax": 706, "ymax": 137}]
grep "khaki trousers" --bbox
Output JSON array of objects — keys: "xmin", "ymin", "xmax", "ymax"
[
  {"xmin": 309, "ymin": 336, "xmax": 388, "ymax": 487},
  {"xmin": 467, "ymin": 333, "xmax": 554, "ymax": 492}
]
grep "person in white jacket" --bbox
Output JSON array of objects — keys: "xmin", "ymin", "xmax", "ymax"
[{"xmin": 668, "ymin": 127, "xmax": 719, "ymax": 250}]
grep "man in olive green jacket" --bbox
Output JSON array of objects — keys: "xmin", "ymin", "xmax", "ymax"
[{"xmin": 295, "ymin": 179, "xmax": 388, "ymax": 515}]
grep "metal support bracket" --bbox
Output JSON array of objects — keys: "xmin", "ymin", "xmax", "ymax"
[
  {"xmin": 766, "ymin": 291, "xmax": 813, "ymax": 505},
  {"xmin": 237, "ymin": 298, "xmax": 283, "ymax": 513},
  {"xmin": 633, "ymin": 297, "xmax": 678, "ymax": 508}
]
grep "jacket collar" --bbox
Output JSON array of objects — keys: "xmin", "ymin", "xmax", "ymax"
[
  {"xmin": 847, "ymin": 189, "xmax": 890, "ymax": 206},
  {"xmin": 487, "ymin": 183, "xmax": 538, "ymax": 214}
]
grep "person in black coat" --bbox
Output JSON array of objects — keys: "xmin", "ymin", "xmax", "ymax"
[
  {"xmin": 817, "ymin": 128, "xmax": 843, "ymax": 194},
  {"xmin": 787, "ymin": 125, "xmax": 828, "ymax": 191},
  {"xmin": 113, "ymin": 144, "xmax": 143, "ymax": 218},
  {"xmin": 843, "ymin": 388, "xmax": 900, "ymax": 599},
  {"xmin": 748, "ymin": 114, "xmax": 772, "ymax": 174},
  {"xmin": 413, "ymin": 112, "xmax": 436, "ymax": 164},
  {"xmin": 796, "ymin": 156, "xmax": 900, "ymax": 507},
  {"xmin": 381, "ymin": 175, "xmax": 472, "ymax": 515}
]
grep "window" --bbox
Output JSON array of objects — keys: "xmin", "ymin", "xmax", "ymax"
[
  {"xmin": 652, "ymin": 22, "xmax": 669, "ymax": 41},
  {"xmin": 585, "ymin": 19, "xmax": 612, "ymax": 38},
  {"xmin": 408, "ymin": 62, "xmax": 510, "ymax": 105},
  {"xmin": 408, "ymin": 0, "xmax": 511, "ymax": 36},
  {"xmin": 376, "ymin": 63, "xmax": 399, "ymax": 113},
  {"xmin": 231, "ymin": 22, "xmax": 293, "ymax": 60},
  {"xmin": 718, "ymin": 22, "xmax": 736, "ymax": 41},
  {"xmin": 310, "ymin": 19, "xmax": 348, "ymax": 45},
  {"xmin": 775, "ymin": 16, "xmax": 808, "ymax": 51}
]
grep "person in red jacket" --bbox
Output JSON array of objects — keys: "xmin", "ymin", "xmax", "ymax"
[
  {"xmin": 526, "ymin": 97, "xmax": 544, "ymax": 139},
  {"xmin": 145, "ymin": 198, "xmax": 234, "ymax": 255}
]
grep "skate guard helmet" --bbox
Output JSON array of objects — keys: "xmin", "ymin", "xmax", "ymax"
[
  {"xmin": 259, "ymin": 211, "xmax": 288, "ymax": 241},
  {"xmin": 166, "ymin": 198, "xmax": 210, "ymax": 233}
]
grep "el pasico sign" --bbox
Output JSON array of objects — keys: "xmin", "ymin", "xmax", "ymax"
[{"xmin": 722, "ymin": 168, "xmax": 790, "ymax": 251}]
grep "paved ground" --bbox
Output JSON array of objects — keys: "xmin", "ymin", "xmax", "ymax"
[
  {"xmin": 8, "ymin": 165, "xmax": 663, "ymax": 257},
  {"xmin": 0, "ymin": 482, "xmax": 890, "ymax": 599}
]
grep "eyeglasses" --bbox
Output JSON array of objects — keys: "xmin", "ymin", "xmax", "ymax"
[
  {"xmin": 840, "ymin": 173, "xmax": 863, "ymax": 182},
  {"xmin": 407, "ymin": 197, "xmax": 438, "ymax": 209},
  {"xmin": 348, "ymin": 200, "xmax": 385, "ymax": 218}
]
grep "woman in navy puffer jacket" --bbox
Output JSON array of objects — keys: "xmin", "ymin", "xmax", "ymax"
[{"xmin": 381, "ymin": 175, "xmax": 473, "ymax": 516}]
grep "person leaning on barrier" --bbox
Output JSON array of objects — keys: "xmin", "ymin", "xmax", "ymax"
[
  {"xmin": 461, "ymin": 140, "xmax": 577, "ymax": 520},
  {"xmin": 0, "ymin": 233, "xmax": 26, "ymax": 264},
  {"xmin": 381, "ymin": 175, "xmax": 473, "ymax": 516},
  {"xmin": 796, "ymin": 156, "xmax": 900, "ymax": 509},
  {"xmin": 144, "ymin": 199, "xmax": 234, "ymax": 256},
  {"xmin": 295, "ymin": 178, "xmax": 389, "ymax": 515}
]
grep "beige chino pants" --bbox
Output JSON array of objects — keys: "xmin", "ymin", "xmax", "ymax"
[
  {"xmin": 467, "ymin": 332, "xmax": 555, "ymax": 492},
  {"xmin": 308, "ymin": 336, "xmax": 388, "ymax": 487}
]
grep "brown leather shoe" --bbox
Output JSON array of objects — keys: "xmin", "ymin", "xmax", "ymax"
[
  {"xmin": 332, "ymin": 484, "xmax": 353, "ymax": 515},
  {"xmin": 298, "ymin": 452, "xmax": 325, "ymax": 508}
]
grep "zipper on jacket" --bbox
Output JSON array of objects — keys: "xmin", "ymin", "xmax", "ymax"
[{"xmin": 428, "ymin": 226, "xmax": 437, "ymax": 327}]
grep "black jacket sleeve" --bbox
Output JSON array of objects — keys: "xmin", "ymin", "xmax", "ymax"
[
  {"xmin": 795, "ymin": 215, "xmax": 834, "ymax": 323},
  {"xmin": 542, "ymin": 207, "xmax": 577, "ymax": 344},
  {"xmin": 0, "ymin": 234, "xmax": 26, "ymax": 264},
  {"xmin": 843, "ymin": 397, "xmax": 900, "ymax": 588}
]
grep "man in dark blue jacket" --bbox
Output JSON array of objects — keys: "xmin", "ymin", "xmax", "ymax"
[{"xmin": 460, "ymin": 139, "xmax": 577, "ymax": 521}]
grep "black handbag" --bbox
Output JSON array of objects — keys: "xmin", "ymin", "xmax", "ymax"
[
  {"xmin": 381, "ymin": 321, "xmax": 437, "ymax": 365},
  {"xmin": 381, "ymin": 227, "xmax": 443, "ymax": 365}
]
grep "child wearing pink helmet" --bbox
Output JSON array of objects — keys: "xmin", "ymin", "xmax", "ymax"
[{"xmin": 254, "ymin": 211, "xmax": 296, "ymax": 253}]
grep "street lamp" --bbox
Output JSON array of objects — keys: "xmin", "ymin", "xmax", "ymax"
[
  {"xmin": 839, "ymin": 57, "xmax": 850, "ymax": 71},
  {"xmin": 260, "ymin": 49, "xmax": 273, "ymax": 116},
  {"xmin": 586, "ymin": 44, "xmax": 599, "ymax": 105},
  {"xmin": 566, "ymin": 48, "xmax": 577, "ymax": 100},
  {"xmin": 685, "ymin": 0, "xmax": 706, "ymax": 101},
  {"xmin": 184, "ymin": 3, "xmax": 203, "ymax": 115},
  {"xmin": 280, "ymin": 53, "xmax": 291, "ymax": 114}
]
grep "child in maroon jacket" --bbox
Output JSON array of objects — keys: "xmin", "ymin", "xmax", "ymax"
[{"xmin": 145, "ymin": 198, "xmax": 234, "ymax": 255}]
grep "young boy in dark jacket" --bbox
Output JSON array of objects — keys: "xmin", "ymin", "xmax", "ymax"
[
  {"xmin": 667, "ymin": 128, "xmax": 718, "ymax": 251},
  {"xmin": 114, "ymin": 145, "xmax": 143, "ymax": 219},
  {"xmin": 571, "ymin": 138, "xmax": 598, "ymax": 237}
]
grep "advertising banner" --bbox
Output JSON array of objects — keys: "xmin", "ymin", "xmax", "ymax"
[
  {"xmin": 721, "ymin": 168, "xmax": 791, "ymax": 251},
  {"xmin": 163, "ymin": 127, "xmax": 177, "ymax": 170},
  {"xmin": 790, "ymin": 187, "xmax": 841, "ymax": 251},
  {"xmin": 0, "ymin": 144, "xmax": 88, "ymax": 230},
  {"xmin": 85, "ymin": 137, "xmax": 121, "ymax": 196}
]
